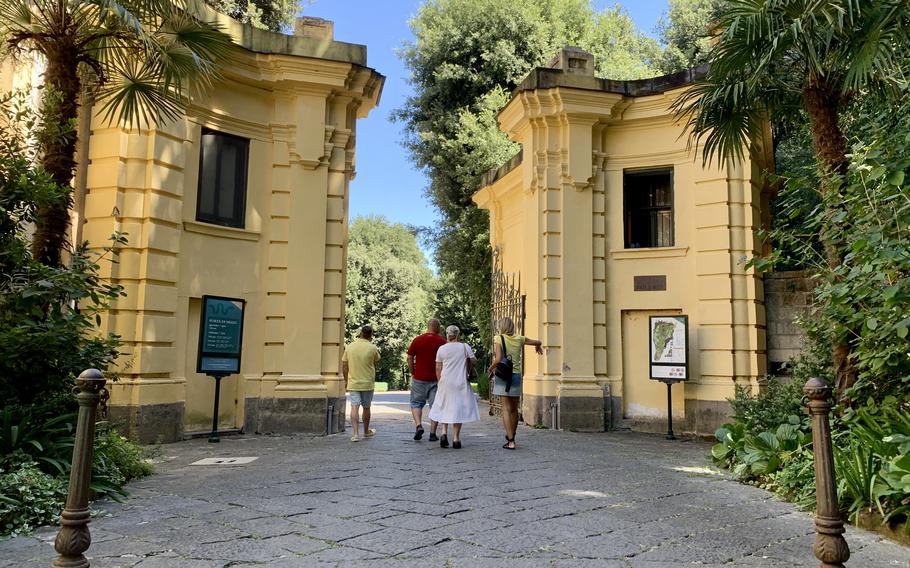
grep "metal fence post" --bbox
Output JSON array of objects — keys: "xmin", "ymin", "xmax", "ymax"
[
  {"xmin": 804, "ymin": 377, "xmax": 850, "ymax": 567},
  {"xmin": 53, "ymin": 369, "xmax": 106, "ymax": 568}
]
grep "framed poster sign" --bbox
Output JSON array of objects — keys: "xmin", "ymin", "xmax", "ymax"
[
  {"xmin": 196, "ymin": 295, "xmax": 246, "ymax": 375},
  {"xmin": 649, "ymin": 315, "xmax": 688, "ymax": 381}
]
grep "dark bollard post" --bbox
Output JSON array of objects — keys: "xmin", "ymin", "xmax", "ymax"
[
  {"xmin": 53, "ymin": 369, "xmax": 106, "ymax": 568},
  {"xmin": 804, "ymin": 377, "xmax": 850, "ymax": 567}
]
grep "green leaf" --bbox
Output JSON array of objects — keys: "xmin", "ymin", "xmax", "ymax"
[
  {"xmin": 886, "ymin": 170, "xmax": 905, "ymax": 186},
  {"xmin": 866, "ymin": 317, "xmax": 878, "ymax": 331},
  {"xmin": 711, "ymin": 442, "xmax": 730, "ymax": 461}
]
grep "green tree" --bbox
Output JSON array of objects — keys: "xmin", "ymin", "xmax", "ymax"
[
  {"xmin": 656, "ymin": 0, "xmax": 723, "ymax": 73},
  {"xmin": 0, "ymin": 92, "xmax": 123, "ymax": 407},
  {"xmin": 0, "ymin": 0, "xmax": 233, "ymax": 266},
  {"xmin": 398, "ymin": 0, "xmax": 663, "ymax": 353},
  {"xmin": 672, "ymin": 0, "xmax": 910, "ymax": 397},
  {"xmin": 206, "ymin": 0, "xmax": 301, "ymax": 32},
  {"xmin": 345, "ymin": 216, "xmax": 434, "ymax": 386}
]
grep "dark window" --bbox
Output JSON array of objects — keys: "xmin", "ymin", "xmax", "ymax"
[
  {"xmin": 624, "ymin": 167, "xmax": 674, "ymax": 248},
  {"xmin": 196, "ymin": 128, "xmax": 249, "ymax": 228}
]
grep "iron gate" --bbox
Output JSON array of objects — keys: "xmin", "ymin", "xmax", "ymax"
[{"xmin": 488, "ymin": 249, "xmax": 526, "ymax": 416}]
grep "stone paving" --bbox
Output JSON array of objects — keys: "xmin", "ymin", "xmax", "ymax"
[{"xmin": 3, "ymin": 393, "xmax": 908, "ymax": 567}]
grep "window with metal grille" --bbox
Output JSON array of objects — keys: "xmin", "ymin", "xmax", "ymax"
[
  {"xmin": 196, "ymin": 128, "xmax": 249, "ymax": 228},
  {"xmin": 623, "ymin": 167, "xmax": 674, "ymax": 248}
]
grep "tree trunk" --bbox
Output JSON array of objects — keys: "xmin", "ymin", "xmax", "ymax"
[
  {"xmin": 802, "ymin": 82, "xmax": 857, "ymax": 398},
  {"xmin": 32, "ymin": 38, "xmax": 81, "ymax": 267}
]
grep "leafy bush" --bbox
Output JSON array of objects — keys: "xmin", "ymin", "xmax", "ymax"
[
  {"xmin": 0, "ymin": 406, "xmax": 75, "ymax": 476},
  {"xmin": 91, "ymin": 425, "xmax": 154, "ymax": 500},
  {"xmin": 768, "ymin": 447, "xmax": 816, "ymax": 510},
  {"xmin": 729, "ymin": 379, "xmax": 806, "ymax": 434},
  {"xmin": 712, "ymin": 418, "xmax": 809, "ymax": 480},
  {"xmin": 835, "ymin": 438, "xmax": 883, "ymax": 524},
  {"xmin": 879, "ymin": 449, "xmax": 910, "ymax": 528},
  {"xmin": 833, "ymin": 398, "xmax": 910, "ymax": 531},
  {"xmin": 0, "ymin": 407, "xmax": 154, "ymax": 537},
  {"xmin": 717, "ymin": 393, "xmax": 910, "ymax": 533},
  {"xmin": 712, "ymin": 421, "xmax": 747, "ymax": 470},
  {"xmin": 0, "ymin": 461, "xmax": 66, "ymax": 537}
]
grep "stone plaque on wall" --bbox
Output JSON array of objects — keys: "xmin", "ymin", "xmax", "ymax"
[{"xmin": 634, "ymin": 275, "xmax": 667, "ymax": 291}]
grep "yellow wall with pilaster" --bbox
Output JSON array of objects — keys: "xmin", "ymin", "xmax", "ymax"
[{"xmin": 73, "ymin": 16, "xmax": 382, "ymax": 441}]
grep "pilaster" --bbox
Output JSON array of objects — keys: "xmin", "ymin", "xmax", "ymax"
[{"xmin": 83, "ymin": 116, "xmax": 187, "ymax": 442}]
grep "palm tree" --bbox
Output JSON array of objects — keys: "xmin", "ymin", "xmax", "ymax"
[
  {"xmin": 673, "ymin": 0, "xmax": 909, "ymax": 397},
  {"xmin": 0, "ymin": 0, "xmax": 234, "ymax": 266}
]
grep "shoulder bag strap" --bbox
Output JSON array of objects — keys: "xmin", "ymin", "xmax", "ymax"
[{"xmin": 500, "ymin": 334, "xmax": 508, "ymax": 359}]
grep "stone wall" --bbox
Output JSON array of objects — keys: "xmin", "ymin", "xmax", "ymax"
[{"xmin": 764, "ymin": 271, "xmax": 813, "ymax": 375}]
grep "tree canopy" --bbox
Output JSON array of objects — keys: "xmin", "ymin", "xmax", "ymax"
[
  {"xmin": 656, "ymin": 0, "xmax": 723, "ymax": 73},
  {"xmin": 206, "ymin": 0, "xmax": 301, "ymax": 32},
  {"xmin": 345, "ymin": 216, "xmax": 435, "ymax": 385}
]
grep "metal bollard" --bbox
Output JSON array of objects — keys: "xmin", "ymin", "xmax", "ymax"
[
  {"xmin": 804, "ymin": 377, "xmax": 850, "ymax": 567},
  {"xmin": 53, "ymin": 369, "xmax": 106, "ymax": 568},
  {"xmin": 326, "ymin": 404, "xmax": 334, "ymax": 435}
]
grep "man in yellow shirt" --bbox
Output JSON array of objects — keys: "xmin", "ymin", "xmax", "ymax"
[{"xmin": 342, "ymin": 325, "xmax": 380, "ymax": 442}]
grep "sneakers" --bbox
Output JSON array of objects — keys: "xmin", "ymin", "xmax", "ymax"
[
  {"xmin": 428, "ymin": 432, "xmax": 438, "ymax": 442},
  {"xmin": 414, "ymin": 425, "xmax": 424, "ymax": 441}
]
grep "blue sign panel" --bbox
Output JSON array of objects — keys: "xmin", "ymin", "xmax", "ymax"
[{"xmin": 197, "ymin": 295, "xmax": 245, "ymax": 375}]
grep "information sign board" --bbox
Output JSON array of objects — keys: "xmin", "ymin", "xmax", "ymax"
[
  {"xmin": 197, "ymin": 295, "xmax": 246, "ymax": 375},
  {"xmin": 649, "ymin": 315, "xmax": 688, "ymax": 381}
]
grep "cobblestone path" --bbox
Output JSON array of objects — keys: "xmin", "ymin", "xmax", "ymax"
[{"xmin": 3, "ymin": 393, "xmax": 908, "ymax": 567}]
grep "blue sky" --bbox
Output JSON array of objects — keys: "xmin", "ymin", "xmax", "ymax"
[{"xmin": 305, "ymin": 0, "xmax": 670, "ymax": 231}]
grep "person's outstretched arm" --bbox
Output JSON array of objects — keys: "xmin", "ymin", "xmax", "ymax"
[{"xmin": 524, "ymin": 338, "xmax": 544, "ymax": 355}]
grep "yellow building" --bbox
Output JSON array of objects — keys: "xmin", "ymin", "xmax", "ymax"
[
  {"xmin": 474, "ymin": 48, "xmax": 772, "ymax": 435},
  {"xmin": 40, "ymin": 10, "xmax": 383, "ymax": 443}
]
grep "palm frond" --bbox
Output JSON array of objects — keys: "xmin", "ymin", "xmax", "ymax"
[
  {"xmin": 674, "ymin": 0, "xmax": 910, "ymax": 166},
  {"xmin": 150, "ymin": 6, "xmax": 233, "ymax": 96},
  {"xmin": 0, "ymin": 0, "xmax": 40, "ymax": 39},
  {"xmin": 94, "ymin": 48, "xmax": 185, "ymax": 127}
]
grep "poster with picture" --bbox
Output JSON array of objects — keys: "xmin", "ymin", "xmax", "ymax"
[{"xmin": 649, "ymin": 315, "xmax": 688, "ymax": 381}]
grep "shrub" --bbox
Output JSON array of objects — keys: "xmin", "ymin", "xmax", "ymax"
[
  {"xmin": 712, "ymin": 418, "xmax": 809, "ymax": 480},
  {"xmin": 0, "ymin": 406, "xmax": 154, "ymax": 537},
  {"xmin": 0, "ymin": 406, "xmax": 75, "ymax": 476},
  {"xmin": 729, "ymin": 378, "xmax": 806, "ymax": 434},
  {"xmin": 768, "ymin": 447, "xmax": 816, "ymax": 510},
  {"xmin": 0, "ymin": 461, "xmax": 66, "ymax": 537},
  {"xmin": 834, "ymin": 398, "xmax": 910, "ymax": 531},
  {"xmin": 91, "ymin": 425, "xmax": 154, "ymax": 500}
]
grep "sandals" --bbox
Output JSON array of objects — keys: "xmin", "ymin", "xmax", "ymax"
[{"xmin": 502, "ymin": 436, "xmax": 516, "ymax": 450}]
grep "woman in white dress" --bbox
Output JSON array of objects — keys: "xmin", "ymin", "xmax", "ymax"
[{"xmin": 428, "ymin": 325, "xmax": 480, "ymax": 449}]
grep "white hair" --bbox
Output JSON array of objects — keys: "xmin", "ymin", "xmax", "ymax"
[{"xmin": 445, "ymin": 325, "xmax": 460, "ymax": 339}]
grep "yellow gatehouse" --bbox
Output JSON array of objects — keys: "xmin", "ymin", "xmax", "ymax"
[
  {"xmin": 0, "ymin": 8, "xmax": 383, "ymax": 443},
  {"xmin": 474, "ymin": 48, "xmax": 773, "ymax": 435}
]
